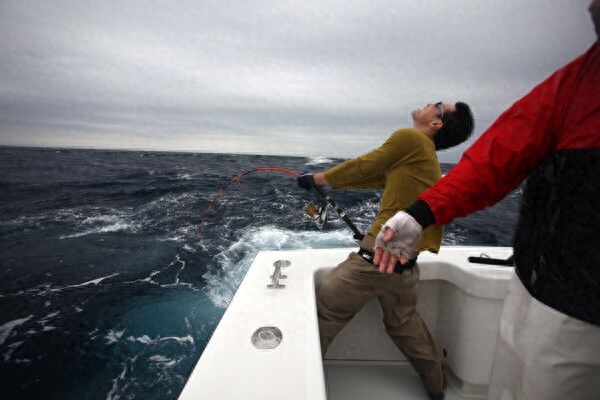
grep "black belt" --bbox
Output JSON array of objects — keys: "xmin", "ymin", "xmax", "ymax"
[{"xmin": 357, "ymin": 248, "xmax": 417, "ymax": 273}]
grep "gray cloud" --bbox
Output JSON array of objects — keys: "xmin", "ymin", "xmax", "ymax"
[{"xmin": 0, "ymin": 0, "xmax": 595, "ymax": 161}]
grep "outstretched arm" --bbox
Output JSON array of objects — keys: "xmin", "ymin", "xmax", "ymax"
[{"xmin": 323, "ymin": 129, "xmax": 423, "ymax": 190}]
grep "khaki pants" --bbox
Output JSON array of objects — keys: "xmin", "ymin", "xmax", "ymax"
[
  {"xmin": 488, "ymin": 273, "xmax": 600, "ymax": 400},
  {"xmin": 316, "ymin": 235, "xmax": 445, "ymax": 394}
]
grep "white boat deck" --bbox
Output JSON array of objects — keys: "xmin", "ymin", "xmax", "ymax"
[
  {"xmin": 179, "ymin": 246, "xmax": 514, "ymax": 400},
  {"xmin": 326, "ymin": 362, "xmax": 468, "ymax": 400}
]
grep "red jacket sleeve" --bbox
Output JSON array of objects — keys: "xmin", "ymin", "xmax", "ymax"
[{"xmin": 419, "ymin": 64, "xmax": 567, "ymax": 225}]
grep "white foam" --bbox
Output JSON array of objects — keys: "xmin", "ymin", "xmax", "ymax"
[
  {"xmin": 41, "ymin": 311, "xmax": 60, "ymax": 320},
  {"xmin": 106, "ymin": 362, "xmax": 128, "ymax": 400},
  {"xmin": 160, "ymin": 335, "xmax": 194, "ymax": 345},
  {"xmin": 128, "ymin": 335, "xmax": 153, "ymax": 344},
  {"xmin": 105, "ymin": 329, "xmax": 125, "ymax": 345},
  {"xmin": 203, "ymin": 225, "xmax": 354, "ymax": 308},
  {"xmin": 49, "ymin": 273, "xmax": 119, "ymax": 292},
  {"xmin": 0, "ymin": 315, "xmax": 33, "ymax": 346},
  {"xmin": 67, "ymin": 273, "xmax": 119, "ymax": 288},
  {"xmin": 142, "ymin": 193, "xmax": 196, "ymax": 213},
  {"xmin": 53, "ymin": 208, "xmax": 143, "ymax": 239},
  {"xmin": 305, "ymin": 156, "xmax": 334, "ymax": 166},
  {"xmin": 149, "ymin": 355, "xmax": 177, "ymax": 367},
  {"xmin": 3, "ymin": 341, "xmax": 24, "ymax": 362},
  {"xmin": 441, "ymin": 230, "xmax": 468, "ymax": 245},
  {"xmin": 158, "ymin": 235, "xmax": 185, "ymax": 242},
  {"xmin": 149, "ymin": 355, "xmax": 172, "ymax": 363},
  {"xmin": 59, "ymin": 222, "xmax": 139, "ymax": 239},
  {"xmin": 141, "ymin": 270, "xmax": 161, "ymax": 284},
  {"xmin": 182, "ymin": 244, "xmax": 195, "ymax": 252},
  {"xmin": 54, "ymin": 208, "xmax": 122, "ymax": 226},
  {"xmin": 42, "ymin": 326, "xmax": 57, "ymax": 332},
  {"xmin": 157, "ymin": 225, "xmax": 198, "ymax": 243},
  {"xmin": 82, "ymin": 215, "xmax": 123, "ymax": 225},
  {"xmin": 37, "ymin": 311, "xmax": 60, "ymax": 328},
  {"xmin": 125, "ymin": 334, "xmax": 194, "ymax": 346},
  {"xmin": 0, "ymin": 215, "xmax": 45, "ymax": 228},
  {"xmin": 151, "ymin": 254, "xmax": 196, "ymax": 290}
]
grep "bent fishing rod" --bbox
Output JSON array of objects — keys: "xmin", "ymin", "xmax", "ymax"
[{"xmin": 199, "ymin": 166, "xmax": 364, "ymax": 240}]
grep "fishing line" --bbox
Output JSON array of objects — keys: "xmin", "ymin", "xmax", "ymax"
[
  {"xmin": 198, "ymin": 167, "xmax": 300, "ymax": 232},
  {"xmin": 198, "ymin": 166, "xmax": 364, "ymax": 241}
]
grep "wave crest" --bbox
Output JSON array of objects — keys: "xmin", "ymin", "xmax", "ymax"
[{"xmin": 305, "ymin": 156, "xmax": 334, "ymax": 166}]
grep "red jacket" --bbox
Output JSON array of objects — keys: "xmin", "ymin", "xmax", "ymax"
[{"xmin": 420, "ymin": 43, "xmax": 600, "ymax": 225}]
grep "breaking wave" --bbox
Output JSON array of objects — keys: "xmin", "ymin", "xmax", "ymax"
[{"xmin": 305, "ymin": 156, "xmax": 335, "ymax": 166}]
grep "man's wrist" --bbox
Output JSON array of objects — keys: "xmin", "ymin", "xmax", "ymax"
[
  {"xmin": 313, "ymin": 172, "xmax": 328, "ymax": 186},
  {"xmin": 405, "ymin": 200, "xmax": 435, "ymax": 229}
]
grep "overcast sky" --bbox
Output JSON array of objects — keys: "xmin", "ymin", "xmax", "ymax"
[{"xmin": 0, "ymin": 0, "xmax": 596, "ymax": 161}]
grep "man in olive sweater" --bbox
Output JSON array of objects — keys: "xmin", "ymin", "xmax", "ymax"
[{"xmin": 297, "ymin": 101, "xmax": 474, "ymax": 399}]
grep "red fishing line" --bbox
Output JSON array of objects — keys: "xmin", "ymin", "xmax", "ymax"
[{"xmin": 198, "ymin": 167, "xmax": 300, "ymax": 233}]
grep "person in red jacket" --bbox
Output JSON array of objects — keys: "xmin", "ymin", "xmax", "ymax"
[{"xmin": 373, "ymin": 1, "xmax": 600, "ymax": 399}]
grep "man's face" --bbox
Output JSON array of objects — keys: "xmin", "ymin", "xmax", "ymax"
[
  {"xmin": 590, "ymin": 0, "xmax": 600, "ymax": 40},
  {"xmin": 411, "ymin": 102, "xmax": 454, "ymax": 124}
]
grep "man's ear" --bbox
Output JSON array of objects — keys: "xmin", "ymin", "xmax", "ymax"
[{"xmin": 430, "ymin": 119, "xmax": 443, "ymax": 131}]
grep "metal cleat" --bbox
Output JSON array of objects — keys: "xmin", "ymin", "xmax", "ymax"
[{"xmin": 267, "ymin": 260, "xmax": 290, "ymax": 288}]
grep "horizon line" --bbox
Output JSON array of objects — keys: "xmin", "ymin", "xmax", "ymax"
[{"xmin": 0, "ymin": 144, "xmax": 459, "ymax": 164}]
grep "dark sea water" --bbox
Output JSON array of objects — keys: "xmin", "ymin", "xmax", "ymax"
[{"xmin": 0, "ymin": 146, "xmax": 520, "ymax": 399}]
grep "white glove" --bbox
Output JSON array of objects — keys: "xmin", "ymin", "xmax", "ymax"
[{"xmin": 374, "ymin": 211, "xmax": 422, "ymax": 273}]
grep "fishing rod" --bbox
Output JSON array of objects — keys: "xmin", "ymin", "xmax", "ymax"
[
  {"xmin": 199, "ymin": 166, "xmax": 364, "ymax": 241},
  {"xmin": 305, "ymin": 185, "xmax": 364, "ymax": 241}
]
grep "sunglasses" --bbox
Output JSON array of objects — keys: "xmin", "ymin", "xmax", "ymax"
[{"xmin": 435, "ymin": 102, "xmax": 444, "ymax": 121}]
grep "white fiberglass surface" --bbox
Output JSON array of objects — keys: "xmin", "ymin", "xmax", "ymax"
[{"xmin": 325, "ymin": 362, "xmax": 477, "ymax": 400}]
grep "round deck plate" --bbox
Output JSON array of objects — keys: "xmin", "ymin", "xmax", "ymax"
[{"xmin": 251, "ymin": 326, "xmax": 283, "ymax": 349}]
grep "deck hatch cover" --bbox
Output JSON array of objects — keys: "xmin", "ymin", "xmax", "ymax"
[{"xmin": 251, "ymin": 326, "xmax": 283, "ymax": 349}]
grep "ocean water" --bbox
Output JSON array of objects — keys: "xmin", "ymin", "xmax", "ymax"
[{"xmin": 0, "ymin": 147, "xmax": 520, "ymax": 399}]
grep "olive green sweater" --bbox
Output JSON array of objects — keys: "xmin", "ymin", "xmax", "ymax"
[{"xmin": 324, "ymin": 128, "xmax": 443, "ymax": 253}]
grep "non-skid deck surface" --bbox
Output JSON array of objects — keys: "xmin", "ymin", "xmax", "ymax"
[{"xmin": 325, "ymin": 362, "xmax": 478, "ymax": 400}]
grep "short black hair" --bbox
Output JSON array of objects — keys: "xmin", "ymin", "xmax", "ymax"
[{"xmin": 434, "ymin": 102, "xmax": 474, "ymax": 150}]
